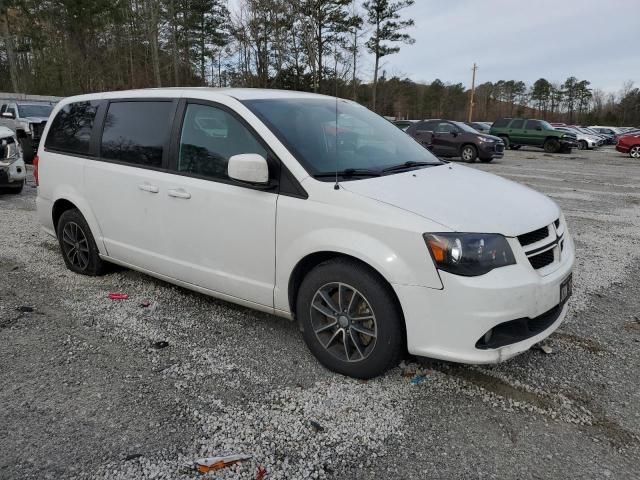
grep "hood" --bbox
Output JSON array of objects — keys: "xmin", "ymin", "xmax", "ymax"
[
  {"xmin": 341, "ymin": 164, "xmax": 559, "ymax": 237},
  {"xmin": 22, "ymin": 116, "xmax": 49, "ymax": 123},
  {"xmin": 0, "ymin": 126, "xmax": 15, "ymax": 138}
]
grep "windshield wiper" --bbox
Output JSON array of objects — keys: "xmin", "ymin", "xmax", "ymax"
[
  {"xmin": 381, "ymin": 161, "xmax": 441, "ymax": 174},
  {"xmin": 313, "ymin": 168, "xmax": 382, "ymax": 178}
]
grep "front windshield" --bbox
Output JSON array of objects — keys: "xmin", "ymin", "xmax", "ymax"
[
  {"xmin": 452, "ymin": 121, "xmax": 480, "ymax": 133},
  {"xmin": 18, "ymin": 104, "xmax": 53, "ymax": 118},
  {"xmin": 244, "ymin": 98, "xmax": 441, "ymax": 177}
]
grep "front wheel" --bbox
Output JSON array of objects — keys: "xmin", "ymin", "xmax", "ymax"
[
  {"xmin": 296, "ymin": 259, "xmax": 404, "ymax": 379},
  {"xmin": 629, "ymin": 145, "xmax": 640, "ymax": 159},
  {"xmin": 479, "ymin": 158, "xmax": 494, "ymax": 163},
  {"xmin": 461, "ymin": 144, "xmax": 478, "ymax": 163},
  {"xmin": 56, "ymin": 208, "xmax": 105, "ymax": 276},
  {"xmin": 543, "ymin": 138, "xmax": 561, "ymax": 153}
]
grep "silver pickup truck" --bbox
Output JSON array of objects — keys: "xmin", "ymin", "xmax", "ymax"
[{"xmin": 0, "ymin": 101, "xmax": 54, "ymax": 163}]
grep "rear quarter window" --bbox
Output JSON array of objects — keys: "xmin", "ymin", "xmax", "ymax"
[
  {"xmin": 100, "ymin": 101, "xmax": 174, "ymax": 168},
  {"xmin": 492, "ymin": 118, "xmax": 510, "ymax": 128},
  {"xmin": 44, "ymin": 101, "xmax": 100, "ymax": 155}
]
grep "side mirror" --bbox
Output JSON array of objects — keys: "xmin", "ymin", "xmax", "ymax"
[
  {"xmin": 451, "ymin": 130, "xmax": 458, "ymax": 137},
  {"xmin": 2, "ymin": 111, "xmax": 15, "ymax": 119},
  {"xmin": 228, "ymin": 153, "xmax": 269, "ymax": 185}
]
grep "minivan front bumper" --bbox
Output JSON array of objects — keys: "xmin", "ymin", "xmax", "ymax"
[{"xmin": 394, "ymin": 232, "xmax": 575, "ymax": 364}]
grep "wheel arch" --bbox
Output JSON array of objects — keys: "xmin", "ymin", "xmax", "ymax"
[
  {"xmin": 288, "ymin": 251, "xmax": 405, "ymax": 335},
  {"xmin": 459, "ymin": 142, "xmax": 478, "ymax": 155},
  {"xmin": 50, "ymin": 191, "xmax": 108, "ymax": 255}
]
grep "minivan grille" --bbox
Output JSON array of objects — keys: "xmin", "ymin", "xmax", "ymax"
[
  {"xmin": 528, "ymin": 249, "xmax": 555, "ymax": 269},
  {"xmin": 518, "ymin": 226, "xmax": 549, "ymax": 246}
]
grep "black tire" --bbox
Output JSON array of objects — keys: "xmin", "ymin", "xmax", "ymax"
[
  {"xmin": 56, "ymin": 208, "xmax": 105, "ymax": 276},
  {"xmin": 578, "ymin": 140, "xmax": 587, "ymax": 150},
  {"xmin": 479, "ymin": 157, "xmax": 494, "ymax": 163},
  {"xmin": 510, "ymin": 145, "xmax": 521, "ymax": 150},
  {"xmin": 543, "ymin": 138, "xmax": 561, "ymax": 153},
  {"xmin": 0, "ymin": 181, "xmax": 23, "ymax": 194},
  {"xmin": 460, "ymin": 144, "xmax": 478, "ymax": 163},
  {"xmin": 499, "ymin": 136, "xmax": 510, "ymax": 149},
  {"xmin": 296, "ymin": 258, "xmax": 404, "ymax": 379}
]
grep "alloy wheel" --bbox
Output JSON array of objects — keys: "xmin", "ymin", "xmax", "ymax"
[
  {"xmin": 630, "ymin": 146, "xmax": 640, "ymax": 159},
  {"xmin": 310, "ymin": 282, "xmax": 377, "ymax": 363},
  {"xmin": 462, "ymin": 147, "xmax": 474, "ymax": 161},
  {"xmin": 61, "ymin": 221, "xmax": 90, "ymax": 270}
]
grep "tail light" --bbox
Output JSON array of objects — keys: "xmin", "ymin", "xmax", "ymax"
[{"xmin": 33, "ymin": 154, "xmax": 39, "ymax": 186}]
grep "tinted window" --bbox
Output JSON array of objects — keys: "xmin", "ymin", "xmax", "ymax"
[
  {"xmin": 44, "ymin": 101, "xmax": 100, "ymax": 154},
  {"xmin": 0, "ymin": 105, "xmax": 6, "ymax": 114},
  {"xmin": 101, "ymin": 101, "xmax": 173, "ymax": 167},
  {"xmin": 178, "ymin": 103, "xmax": 268, "ymax": 180},
  {"xmin": 525, "ymin": 120, "xmax": 542, "ymax": 130},
  {"xmin": 435, "ymin": 122, "xmax": 456, "ymax": 133},
  {"xmin": 492, "ymin": 118, "xmax": 510, "ymax": 128},
  {"xmin": 413, "ymin": 121, "xmax": 435, "ymax": 133},
  {"xmin": 510, "ymin": 119, "xmax": 524, "ymax": 129}
]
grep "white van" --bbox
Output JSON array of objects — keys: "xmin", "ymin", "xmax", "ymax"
[{"xmin": 35, "ymin": 89, "xmax": 574, "ymax": 378}]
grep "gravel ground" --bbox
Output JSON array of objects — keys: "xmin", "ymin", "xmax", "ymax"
[{"xmin": 1, "ymin": 146, "xmax": 639, "ymax": 479}]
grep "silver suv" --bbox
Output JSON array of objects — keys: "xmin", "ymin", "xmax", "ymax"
[{"xmin": 0, "ymin": 101, "xmax": 54, "ymax": 162}]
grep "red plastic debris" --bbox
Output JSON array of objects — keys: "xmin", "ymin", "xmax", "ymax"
[
  {"xmin": 108, "ymin": 292, "xmax": 129, "ymax": 300},
  {"xmin": 256, "ymin": 465, "xmax": 268, "ymax": 480}
]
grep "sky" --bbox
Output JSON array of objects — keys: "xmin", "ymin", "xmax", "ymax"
[{"xmin": 228, "ymin": 0, "xmax": 639, "ymax": 94}]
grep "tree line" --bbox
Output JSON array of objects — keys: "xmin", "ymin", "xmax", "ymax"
[{"xmin": 1, "ymin": 0, "xmax": 638, "ymax": 126}]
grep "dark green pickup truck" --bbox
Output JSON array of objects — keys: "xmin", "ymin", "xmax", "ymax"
[{"xmin": 490, "ymin": 118, "xmax": 578, "ymax": 153}]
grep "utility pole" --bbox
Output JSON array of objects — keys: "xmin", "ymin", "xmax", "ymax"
[{"xmin": 468, "ymin": 63, "xmax": 478, "ymax": 122}]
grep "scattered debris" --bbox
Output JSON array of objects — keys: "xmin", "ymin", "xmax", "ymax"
[
  {"xmin": 310, "ymin": 420, "xmax": 324, "ymax": 432},
  {"xmin": 255, "ymin": 465, "xmax": 268, "ymax": 480},
  {"xmin": 16, "ymin": 305, "xmax": 34, "ymax": 313},
  {"xmin": 410, "ymin": 374, "xmax": 428, "ymax": 385},
  {"xmin": 195, "ymin": 454, "xmax": 252, "ymax": 474},
  {"xmin": 535, "ymin": 342, "xmax": 554, "ymax": 354},
  {"xmin": 124, "ymin": 453, "xmax": 143, "ymax": 462},
  {"xmin": 108, "ymin": 292, "xmax": 129, "ymax": 300},
  {"xmin": 151, "ymin": 340, "xmax": 170, "ymax": 350},
  {"xmin": 140, "ymin": 300, "xmax": 151, "ymax": 308}
]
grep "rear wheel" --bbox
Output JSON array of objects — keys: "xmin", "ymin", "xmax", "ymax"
[
  {"xmin": 543, "ymin": 138, "xmax": 561, "ymax": 153},
  {"xmin": 18, "ymin": 138, "xmax": 34, "ymax": 164},
  {"xmin": 629, "ymin": 145, "xmax": 640, "ymax": 159},
  {"xmin": 296, "ymin": 259, "xmax": 404, "ymax": 379},
  {"xmin": 56, "ymin": 208, "xmax": 105, "ymax": 276},
  {"xmin": 461, "ymin": 144, "xmax": 478, "ymax": 163}
]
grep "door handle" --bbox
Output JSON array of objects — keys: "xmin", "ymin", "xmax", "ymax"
[
  {"xmin": 138, "ymin": 183, "xmax": 159, "ymax": 193},
  {"xmin": 168, "ymin": 188, "xmax": 191, "ymax": 199}
]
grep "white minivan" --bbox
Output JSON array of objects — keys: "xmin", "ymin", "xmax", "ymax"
[{"xmin": 35, "ymin": 89, "xmax": 574, "ymax": 378}]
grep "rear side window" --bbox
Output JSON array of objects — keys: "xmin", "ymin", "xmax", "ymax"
[
  {"xmin": 492, "ymin": 118, "xmax": 510, "ymax": 128},
  {"xmin": 510, "ymin": 119, "xmax": 524, "ymax": 129},
  {"xmin": 45, "ymin": 101, "xmax": 100, "ymax": 155},
  {"xmin": 101, "ymin": 101, "xmax": 173, "ymax": 168},
  {"xmin": 525, "ymin": 120, "xmax": 542, "ymax": 130}
]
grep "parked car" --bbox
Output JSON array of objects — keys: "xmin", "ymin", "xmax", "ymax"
[
  {"xmin": 616, "ymin": 132, "xmax": 640, "ymax": 158},
  {"xmin": 588, "ymin": 126, "xmax": 624, "ymax": 139},
  {"xmin": 579, "ymin": 126, "xmax": 615, "ymax": 145},
  {"xmin": 0, "ymin": 101, "xmax": 53, "ymax": 163},
  {"xmin": 490, "ymin": 118, "xmax": 578, "ymax": 153},
  {"xmin": 464, "ymin": 121, "xmax": 491, "ymax": 133},
  {"xmin": 554, "ymin": 126, "xmax": 601, "ymax": 150},
  {"xmin": 392, "ymin": 119, "xmax": 418, "ymax": 131},
  {"xmin": 36, "ymin": 89, "xmax": 574, "ymax": 378},
  {"xmin": 406, "ymin": 119, "xmax": 504, "ymax": 162},
  {"xmin": 0, "ymin": 125, "xmax": 26, "ymax": 193}
]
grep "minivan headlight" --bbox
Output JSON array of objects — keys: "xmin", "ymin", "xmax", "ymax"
[{"xmin": 423, "ymin": 233, "xmax": 516, "ymax": 276}]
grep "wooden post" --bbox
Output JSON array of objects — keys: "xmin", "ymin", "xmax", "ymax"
[{"xmin": 468, "ymin": 63, "xmax": 478, "ymax": 122}]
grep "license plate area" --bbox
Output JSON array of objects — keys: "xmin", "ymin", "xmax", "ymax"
[{"xmin": 560, "ymin": 274, "xmax": 573, "ymax": 305}]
